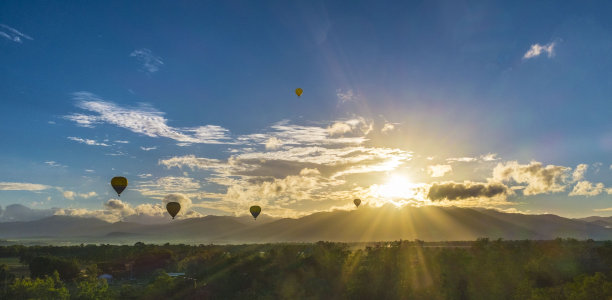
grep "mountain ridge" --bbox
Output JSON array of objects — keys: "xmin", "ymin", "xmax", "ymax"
[{"xmin": 0, "ymin": 206, "xmax": 611, "ymax": 243}]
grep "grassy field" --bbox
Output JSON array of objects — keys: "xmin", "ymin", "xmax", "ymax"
[{"xmin": 0, "ymin": 257, "xmax": 29, "ymax": 278}]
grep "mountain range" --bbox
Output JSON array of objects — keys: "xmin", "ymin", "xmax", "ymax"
[{"xmin": 0, "ymin": 205, "xmax": 611, "ymax": 244}]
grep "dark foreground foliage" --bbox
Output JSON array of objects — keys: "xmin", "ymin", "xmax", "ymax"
[{"xmin": 1, "ymin": 238, "xmax": 612, "ymax": 299}]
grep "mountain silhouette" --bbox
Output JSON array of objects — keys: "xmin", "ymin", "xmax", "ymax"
[{"xmin": 0, "ymin": 205, "xmax": 610, "ymax": 243}]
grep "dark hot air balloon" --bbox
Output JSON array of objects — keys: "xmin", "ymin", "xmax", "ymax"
[
  {"xmin": 250, "ymin": 205, "xmax": 261, "ymax": 219},
  {"xmin": 111, "ymin": 177, "xmax": 128, "ymax": 197},
  {"xmin": 166, "ymin": 202, "xmax": 181, "ymax": 219},
  {"xmin": 354, "ymin": 199, "xmax": 361, "ymax": 207}
]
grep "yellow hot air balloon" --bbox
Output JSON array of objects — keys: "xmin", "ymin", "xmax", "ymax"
[
  {"xmin": 250, "ymin": 205, "xmax": 261, "ymax": 219},
  {"xmin": 295, "ymin": 88, "xmax": 303, "ymax": 97},
  {"xmin": 111, "ymin": 177, "xmax": 128, "ymax": 197},
  {"xmin": 166, "ymin": 202, "xmax": 181, "ymax": 219},
  {"xmin": 354, "ymin": 198, "xmax": 361, "ymax": 207}
]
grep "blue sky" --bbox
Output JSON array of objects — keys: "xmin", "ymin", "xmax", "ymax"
[{"xmin": 2, "ymin": 0, "xmax": 612, "ymax": 222}]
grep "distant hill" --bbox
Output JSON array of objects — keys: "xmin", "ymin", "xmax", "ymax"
[
  {"xmin": 577, "ymin": 216, "xmax": 612, "ymax": 228},
  {"xmin": 0, "ymin": 206, "xmax": 611, "ymax": 243}
]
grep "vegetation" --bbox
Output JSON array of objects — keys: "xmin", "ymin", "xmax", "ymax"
[{"xmin": 0, "ymin": 239, "xmax": 612, "ymax": 299}]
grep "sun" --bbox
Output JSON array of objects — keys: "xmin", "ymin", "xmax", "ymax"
[{"xmin": 378, "ymin": 174, "xmax": 416, "ymax": 200}]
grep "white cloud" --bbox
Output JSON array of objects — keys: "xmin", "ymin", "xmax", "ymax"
[
  {"xmin": 63, "ymin": 190, "xmax": 97, "ymax": 200},
  {"xmin": 493, "ymin": 161, "xmax": 570, "ymax": 195},
  {"xmin": 67, "ymin": 136, "xmax": 110, "ymax": 147},
  {"xmin": 326, "ymin": 118, "xmax": 372, "ymax": 137},
  {"xmin": 63, "ymin": 191, "xmax": 75, "ymax": 200},
  {"xmin": 44, "ymin": 161, "xmax": 66, "ymax": 168},
  {"xmin": 447, "ymin": 157, "xmax": 477, "ymax": 163},
  {"xmin": 427, "ymin": 165, "xmax": 452, "ymax": 177},
  {"xmin": 115, "ymin": 140, "xmax": 130, "ymax": 144},
  {"xmin": 523, "ymin": 42, "xmax": 556, "ymax": 59},
  {"xmin": 79, "ymin": 191, "xmax": 98, "ymax": 199},
  {"xmin": 0, "ymin": 24, "xmax": 33, "ymax": 43},
  {"xmin": 162, "ymin": 193, "xmax": 193, "ymax": 216},
  {"xmin": 572, "ymin": 164, "xmax": 588, "ymax": 182},
  {"xmin": 65, "ymin": 92, "xmax": 232, "ymax": 144},
  {"xmin": 569, "ymin": 181, "xmax": 604, "ymax": 196},
  {"xmin": 138, "ymin": 173, "xmax": 153, "ymax": 178},
  {"xmin": 130, "ymin": 48, "xmax": 163, "ymax": 73},
  {"xmin": 265, "ymin": 137, "xmax": 283, "ymax": 150},
  {"xmin": 594, "ymin": 207, "xmax": 612, "ymax": 212},
  {"xmin": 135, "ymin": 176, "xmax": 201, "ymax": 198},
  {"xmin": 140, "ymin": 146, "xmax": 157, "ymax": 151},
  {"xmin": 447, "ymin": 153, "xmax": 498, "ymax": 163},
  {"xmin": 381, "ymin": 123, "xmax": 395, "ymax": 134},
  {"xmin": 0, "ymin": 182, "xmax": 51, "ymax": 191}
]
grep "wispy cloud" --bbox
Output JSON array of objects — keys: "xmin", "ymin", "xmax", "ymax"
[
  {"xmin": 427, "ymin": 164, "xmax": 452, "ymax": 177},
  {"xmin": 67, "ymin": 136, "xmax": 110, "ymax": 147},
  {"xmin": 44, "ymin": 161, "xmax": 66, "ymax": 168},
  {"xmin": 447, "ymin": 153, "xmax": 498, "ymax": 163},
  {"xmin": 65, "ymin": 92, "xmax": 232, "ymax": 144},
  {"xmin": 0, "ymin": 24, "xmax": 33, "ymax": 43},
  {"xmin": 523, "ymin": 42, "xmax": 556, "ymax": 59},
  {"xmin": 130, "ymin": 48, "xmax": 163, "ymax": 73},
  {"xmin": 381, "ymin": 123, "xmax": 395, "ymax": 134},
  {"xmin": 0, "ymin": 182, "xmax": 51, "ymax": 191},
  {"xmin": 336, "ymin": 89, "xmax": 356, "ymax": 103},
  {"xmin": 140, "ymin": 146, "xmax": 157, "ymax": 151}
]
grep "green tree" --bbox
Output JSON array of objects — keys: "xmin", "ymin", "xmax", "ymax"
[{"xmin": 9, "ymin": 270, "xmax": 69, "ymax": 299}]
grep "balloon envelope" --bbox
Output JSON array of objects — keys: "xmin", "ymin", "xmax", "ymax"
[
  {"xmin": 111, "ymin": 177, "xmax": 128, "ymax": 197},
  {"xmin": 354, "ymin": 199, "xmax": 361, "ymax": 207},
  {"xmin": 295, "ymin": 88, "xmax": 303, "ymax": 97},
  {"xmin": 250, "ymin": 205, "xmax": 261, "ymax": 219},
  {"xmin": 166, "ymin": 202, "xmax": 181, "ymax": 219}
]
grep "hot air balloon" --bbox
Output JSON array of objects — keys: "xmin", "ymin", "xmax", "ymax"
[
  {"xmin": 111, "ymin": 177, "xmax": 128, "ymax": 197},
  {"xmin": 166, "ymin": 202, "xmax": 181, "ymax": 219},
  {"xmin": 354, "ymin": 199, "xmax": 361, "ymax": 207},
  {"xmin": 295, "ymin": 88, "xmax": 303, "ymax": 97},
  {"xmin": 250, "ymin": 205, "xmax": 261, "ymax": 220}
]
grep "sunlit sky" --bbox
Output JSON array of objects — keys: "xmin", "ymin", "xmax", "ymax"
[{"xmin": 2, "ymin": 1, "xmax": 612, "ymax": 223}]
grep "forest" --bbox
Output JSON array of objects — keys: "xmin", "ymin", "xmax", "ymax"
[{"xmin": 1, "ymin": 239, "xmax": 612, "ymax": 299}]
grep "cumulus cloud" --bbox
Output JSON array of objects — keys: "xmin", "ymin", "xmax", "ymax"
[
  {"xmin": 67, "ymin": 136, "xmax": 110, "ymax": 147},
  {"xmin": 493, "ymin": 161, "xmax": 570, "ymax": 195},
  {"xmin": 427, "ymin": 165, "xmax": 452, "ymax": 177},
  {"xmin": 523, "ymin": 42, "xmax": 556, "ymax": 59},
  {"xmin": 327, "ymin": 118, "xmax": 372, "ymax": 137},
  {"xmin": 0, "ymin": 24, "xmax": 33, "ymax": 43},
  {"xmin": 130, "ymin": 48, "xmax": 163, "ymax": 73},
  {"xmin": 265, "ymin": 137, "xmax": 283, "ymax": 150},
  {"xmin": 63, "ymin": 191, "xmax": 75, "ymax": 200},
  {"xmin": 162, "ymin": 193, "xmax": 193, "ymax": 216},
  {"xmin": 569, "ymin": 181, "xmax": 604, "ymax": 196},
  {"xmin": 572, "ymin": 164, "xmax": 588, "ymax": 182},
  {"xmin": 427, "ymin": 181, "xmax": 510, "ymax": 201},
  {"xmin": 0, "ymin": 182, "xmax": 51, "ymax": 191},
  {"xmin": 65, "ymin": 92, "xmax": 231, "ymax": 144}
]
